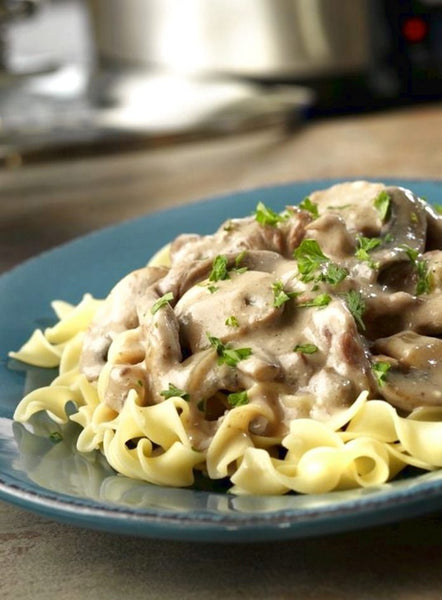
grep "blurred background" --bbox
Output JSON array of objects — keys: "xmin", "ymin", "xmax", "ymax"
[{"xmin": 1, "ymin": 0, "xmax": 442, "ymax": 164}]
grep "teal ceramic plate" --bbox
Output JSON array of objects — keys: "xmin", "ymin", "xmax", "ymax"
[{"xmin": 1, "ymin": 178, "xmax": 442, "ymax": 542}]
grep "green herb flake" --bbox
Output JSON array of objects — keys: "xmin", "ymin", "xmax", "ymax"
[
  {"xmin": 160, "ymin": 383, "xmax": 190, "ymax": 401},
  {"xmin": 400, "ymin": 245, "xmax": 431, "ymax": 295},
  {"xmin": 225, "ymin": 315, "xmax": 239, "ymax": 328},
  {"xmin": 298, "ymin": 293, "xmax": 331, "ymax": 309},
  {"xmin": 326, "ymin": 203, "xmax": 353, "ymax": 210},
  {"xmin": 207, "ymin": 285, "xmax": 219, "ymax": 294},
  {"xmin": 372, "ymin": 361, "xmax": 391, "ymax": 387},
  {"xmin": 374, "ymin": 190, "xmax": 391, "ymax": 222},
  {"xmin": 322, "ymin": 262, "xmax": 349, "ymax": 285},
  {"xmin": 343, "ymin": 290, "xmax": 366, "ymax": 331},
  {"xmin": 232, "ymin": 250, "xmax": 248, "ymax": 274},
  {"xmin": 227, "ymin": 390, "xmax": 249, "ymax": 407},
  {"xmin": 271, "ymin": 280, "xmax": 298, "ymax": 308},
  {"xmin": 254, "ymin": 202, "xmax": 287, "ymax": 227},
  {"xmin": 299, "ymin": 197, "xmax": 319, "ymax": 219},
  {"xmin": 151, "ymin": 291, "xmax": 174, "ymax": 315},
  {"xmin": 293, "ymin": 343, "xmax": 318, "ymax": 354},
  {"xmin": 434, "ymin": 204, "xmax": 442, "ymax": 215},
  {"xmin": 49, "ymin": 431, "xmax": 63, "ymax": 444},
  {"xmin": 355, "ymin": 235, "xmax": 382, "ymax": 268},
  {"xmin": 207, "ymin": 334, "xmax": 252, "ymax": 367},
  {"xmin": 416, "ymin": 260, "xmax": 431, "ymax": 295},
  {"xmin": 293, "ymin": 239, "xmax": 328, "ymax": 282},
  {"xmin": 400, "ymin": 244, "xmax": 419, "ymax": 262},
  {"xmin": 209, "ymin": 255, "xmax": 230, "ymax": 282}
]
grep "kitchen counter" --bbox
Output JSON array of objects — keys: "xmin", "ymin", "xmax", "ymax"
[{"xmin": 1, "ymin": 103, "xmax": 442, "ymax": 600}]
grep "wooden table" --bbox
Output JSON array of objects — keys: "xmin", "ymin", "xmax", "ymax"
[{"xmin": 1, "ymin": 103, "xmax": 442, "ymax": 599}]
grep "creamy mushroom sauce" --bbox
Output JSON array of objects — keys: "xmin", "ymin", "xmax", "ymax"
[{"xmin": 80, "ymin": 181, "xmax": 442, "ymax": 451}]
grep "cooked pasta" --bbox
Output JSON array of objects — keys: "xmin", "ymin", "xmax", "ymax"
[{"xmin": 11, "ymin": 181, "xmax": 442, "ymax": 495}]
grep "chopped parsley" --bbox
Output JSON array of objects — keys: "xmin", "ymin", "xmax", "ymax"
[
  {"xmin": 299, "ymin": 197, "xmax": 319, "ymax": 219},
  {"xmin": 160, "ymin": 383, "xmax": 190, "ymax": 401},
  {"xmin": 209, "ymin": 255, "xmax": 230, "ymax": 282},
  {"xmin": 373, "ymin": 190, "xmax": 391, "ymax": 222},
  {"xmin": 343, "ymin": 290, "xmax": 366, "ymax": 331},
  {"xmin": 233, "ymin": 250, "xmax": 248, "ymax": 274},
  {"xmin": 372, "ymin": 361, "xmax": 391, "ymax": 387},
  {"xmin": 355, "ymin": 235, "xmax": 381, "ymax": 269},
  {"xmin": 207, "ymin": 334, "xmax": 252, "ymax": 367},
  {"xmin": 49, "ymin": 431, "xmax": 63, "ymax": 444},
  {"xmin": 297, "ymin": 293, "xmax": 331, "ymax": 309},
  {"xmin": 254, "ymin": 202, "xmax": 288, "ymax": 226},
  {"xmin": 434, "ymin": 204, "xmax": 442, "ymax": 215},
  {"xmin": 227, "ymin": 390, "xmax": 249, "ymax": 407},
  {"xmin": 151, "ymin": 291, "xmax": 174, "ymax": 314},
  {"xmin": 225, "ymin": 315, "xmax": 239, "ymax": 327},
  {"xmin": 294, "ymin": 343, "xmax": 318, "ymax": 354},
  {"xmin": 323, "ymin": 262, "xmax": 349, "ymax": 285},
  {"xmin": 293, "ymin": 239, "xmax": 348, "ymax": 287},
  {"xmin": 271, "ymin": 280, "xmax": 298, "ymax": 308},
  {"xmin": 293, "ymin": 239, "xmax": 328, "ymax": 282},
  {"xmin": 416, "ymin": 260, "xmax": 431, "ymax": 295},
  {"xmin": 400, "ymin": 244, "xmax": 431, "ymax": 295}
]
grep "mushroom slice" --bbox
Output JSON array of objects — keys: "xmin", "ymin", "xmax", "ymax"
[
  {"xmin": 424, "ymin": 202, "xmax": 442, "ymax": 251},
  {"xmin": 372, "ymin": 331, "xmax": 442, "ymax": 412},
  {"xmin": 373, "ymin": 330, "xmax": 442, "ymax": 369},
  {"xmin": 371, "ymin": 186, "xmax": 427, "ymax": 273}
]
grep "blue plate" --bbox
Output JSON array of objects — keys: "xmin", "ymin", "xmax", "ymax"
[{"xmin": 1, "ymin": 178, "xmax": 442, "ymax": 542}]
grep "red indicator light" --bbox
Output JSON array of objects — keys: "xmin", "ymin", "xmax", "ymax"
[{"xmin": 402, "ymin": 17, "xmax": 428, "ymax": 43}]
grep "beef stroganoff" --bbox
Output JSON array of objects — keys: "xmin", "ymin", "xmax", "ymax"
[{"xmin": 11, "ymin": 181, "xmax": 442, "ymax": 495}]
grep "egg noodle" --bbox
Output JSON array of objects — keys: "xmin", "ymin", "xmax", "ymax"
[{"xmin": 11, "ymin": 182, "xmax": 442, "ymax": 495}]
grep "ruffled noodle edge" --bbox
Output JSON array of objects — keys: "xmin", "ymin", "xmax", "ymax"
[{"xmin": 10, "ymin": 295, "xmax": 442, "ymax": 495}]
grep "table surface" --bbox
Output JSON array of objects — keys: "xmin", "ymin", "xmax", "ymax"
[{"xmin": 2, "ymin": 103, "xmax": 442, "ymax": 600}]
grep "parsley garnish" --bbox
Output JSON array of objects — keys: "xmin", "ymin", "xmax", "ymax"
[
  {"xmin": 294, "ymin": 343, "xmax": 318, "ymax": 354},
  {"xmin": 207, "ymin": 334, "xmax": 252, "ymax": 367},
  {"xmin": 298, "ymin": 293, "xmax": 331, "ymax": 308},
  {"xmin": 299, "ymin": 197, "xmax": 319, "ymax": 219},
  {"xmin": 343, "ymin": 290, "xmax": 366, "ymax": 330},
  {"xmin": 434, "ymin": 204, "xmax": 442, "ymax": 215},
  {"xmin": 416, "ymin": 260, "xmax": 431, "ymax": 295},
  {"xmin": 323, "ymin": 262, "xmax": 349, "ymax": 285},
  {"xmin": 225, "ymin": 315, "xmax": 239, "ymax": 327},
  {"xmin": 355, "ymin": 235, "xmax": 381, "ymax": 268},
  {"xmin": 227, "ymin": 390, "xmax": 249, "ymax": 407},
  {"xmin": 372, "ymin": 361, "xmax": 391, "ymax": 387},
  {"xmin": 271, "ymin": 280, "xmax": 298, "ymax": 308},
  {"xmin": 374, "ymin": 190, "xmax": 391, "ymax": 222},
  {"xmin": 400, "ymin": 244, "xmax": 431, "ymax": 295},
  {"xmin": 209, "ymin": 255, "xmax": 230, "ymax": 282},
  {"xmin": 233, "ymin": 250, "xmax": 248, "ymax": 274},
  {"xmin": 151, "ymin": 291, "xmax": 174, "ymax": 314},
  {"xmin": 293, "ymin": 239, "xmax": 328, "ymax": 282},
  {"xmin": 254, "ymin": 202, "xmax": 287, "ymax": 226},
  {"xmin": 160, "ymin": 383, "xmax": 190, "ymax": 401},
  {"xmin": 49, "ymin": 431, "xmax": 63, "ymax": 444}
]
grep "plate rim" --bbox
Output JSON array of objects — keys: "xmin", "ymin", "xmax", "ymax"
[{"xmin": 1, "ymin": 176, "xmax": 442, "ymax": 542}]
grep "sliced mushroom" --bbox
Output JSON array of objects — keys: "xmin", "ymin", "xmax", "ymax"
[
  {"xmin": 423, "ymin": 202, "xmax": 442, "ymax": 251},
  {"xmin": 371, "ymin": 186, "xmax": 427, "ymax": 275},
  {"xmin": 372, "ymin": 331, "xmax": 442, "ymax": 412},
  {"xmin": 373, "ymin": 330, "xmax": 442, "ymax": 369}
]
